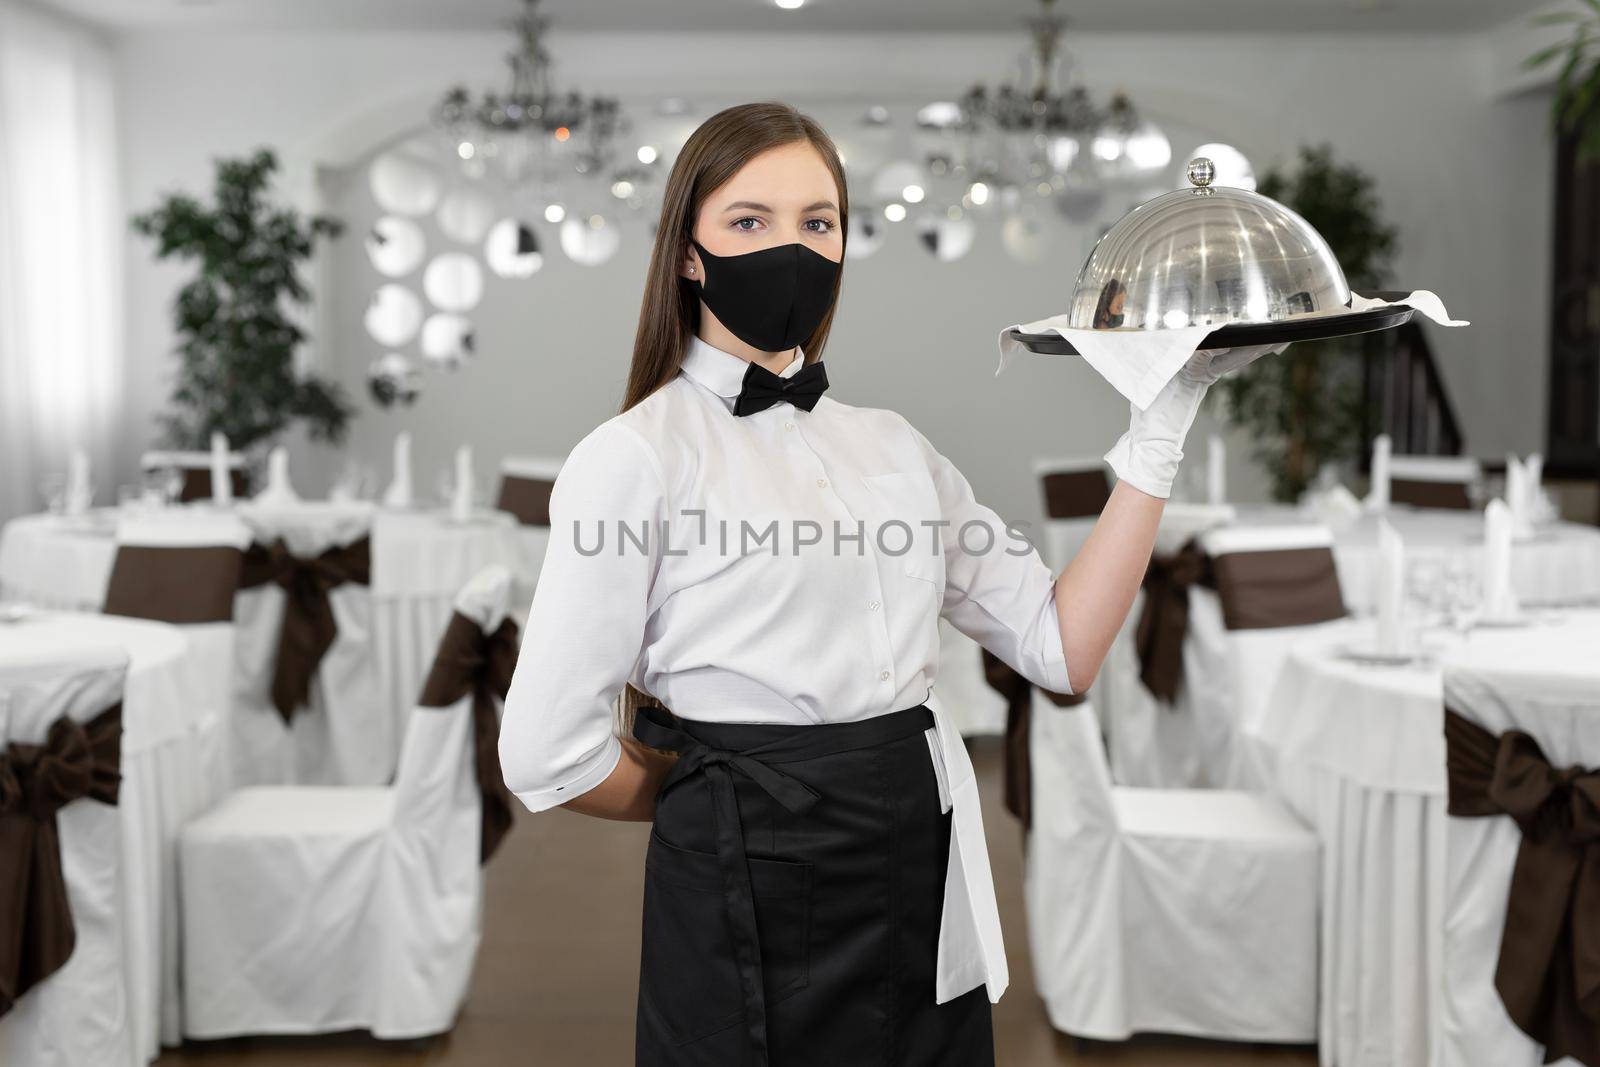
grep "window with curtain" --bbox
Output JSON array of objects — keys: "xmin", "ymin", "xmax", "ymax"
[{"xmin": 0, "ymin": 0, "xmax": 123, "ymax": 524}]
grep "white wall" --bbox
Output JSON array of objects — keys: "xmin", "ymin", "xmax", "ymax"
[{"xmin": 114, "ymin": 26, "xmax": 1553, "ymax": 529}]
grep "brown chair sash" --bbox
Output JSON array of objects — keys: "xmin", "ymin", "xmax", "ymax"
[
  {"xmin": 103, "ymin": 545, "xmax": 243, "ymax": 624},
  {"xmin": 1445, "ymin": 708, "xmax": 1600, "ymax": 1067},
  {"xmin": 1210, "ymin": 546, "xmax": 1347, "ymax": 632},
  {"xmin": 495, "ymin": 475, "xmax": 554, "ymax": 527},
  {"xmin": 980, "ymin": 648, "xmax": 1083, "ymax": 831},
  {"xmin": 1134, "ymin": 539, "xmax": 1214, "ymax": 704},
  {"xmin": 178, "ymin": 467, "xmax": 250, "ymax": 504},
  {"xmin": 1391, "ymin": 478, "xmax": 1472, "ymax": 510},
  {"xmin": 418, "ymin": 611, "xmax": 520, "ymax": 864},
  {"xmin": 238, "ymin": 536, "xmax": 372, "ymax": 723},
  {"xmin": 1041, "ymin": 469, "xmax": 1110, "ymax": 520},
  {"xmin": 0, "ymin": 701, "xmax": 122, "ymax": 1017}
]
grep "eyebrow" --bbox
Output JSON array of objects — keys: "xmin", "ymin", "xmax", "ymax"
[{"xmin": 722, "ymin": 199, "xmax": 839, "ymax": 214}]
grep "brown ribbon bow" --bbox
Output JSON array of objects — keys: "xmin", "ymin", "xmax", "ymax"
[
  {"xmin": 418, "ymin": 611, "xmax": 520, "ymax": 863},
  {"xmin": 0, "ymin": 702, "xmax": 122, "ymax": 1017},
  {"xmin": 239, "ymin": 536, "xmax": 372, "ymax": 722},
  {"xmin": 1134, "ymin": 539, "xmax": 1214, "ymax": 705},
  {"xmin": 1445, "ymin": 708, "xmax": 1600, "ymax": 1067},
  {"xmin": 980, "ymin": 648, "xmax": 1083, "ymax": 830}
]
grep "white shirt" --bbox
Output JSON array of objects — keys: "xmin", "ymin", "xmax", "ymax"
[{"xmin": 499, "ymin": 334, "xmax": 1074, "ymax": 1004}]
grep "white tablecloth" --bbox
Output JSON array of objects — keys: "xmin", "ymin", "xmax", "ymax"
[
  {"xmin": 1234, "ymin": 505, "xmax": 1600, "ymax": 612},
  {"xmin": 0, "ymin": 504, "xmax": 530, "ymax": 742},
  {"xmin": 1247, "ymin": 611, "xmax": 1600, "ymax": 1067},
  {"xmin": 0, "ymin": 611, "xmax": 213, "ymax": 1066}
]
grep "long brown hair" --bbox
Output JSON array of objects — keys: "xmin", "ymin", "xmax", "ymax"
[{"xmin": 617, "ymin": 100, "xmax": 850, "ymax": 735}]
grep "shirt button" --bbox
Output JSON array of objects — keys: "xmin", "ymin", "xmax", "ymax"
[
  {"xmin": 816, "ymin": 478, "xmax": 828, "ymax": 488},
  {"xmin": 785, "ymin": 421, "xmax": 796, "ymax": 431},
  {"xmin": 867, "ymin": 599, "xmax": 880, "ymax": 611},
  {"xmin": 879, "ymin": 669, "xmax": 891, "ymax": 681}
]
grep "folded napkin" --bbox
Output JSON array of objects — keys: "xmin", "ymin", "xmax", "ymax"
[
  {"xmin": 1374, "ymin": 517, "xmax": 1405, "ymax": 653},
  {"xmin": 383, "ymin": 431, "xmax": 414, "ymax": 509},
  {"xmin": 995, "ymin": 290, "xmax": 1467, "ymax": 410},
  {"xmin": 1526, "ymin": 452, "xmax": 1558, "ymax": 524},
  {"xmin": 450, "ymin": 444, "xmax": 475, "ymax": 523},
  {"xmin": 1206, "ymin": 434, "xmax": 1227, "ymax": 506},
  {"xmin": 1365, "ymin": 434, "xmax": 1392, "ymax": 512},
  {"xmin": 209, "ymin": 431, "xmax": 233, "ymax": 507},
  {"xmin": 253, "ymin": 445, "xmax": 300, "ymax": 505},
  {"xmin": 1303, "ymin": 483, "xmax": 1365, "ymax": 528},
  {"xmin": 65, "ymin": 447, "xmax": 92, "ymax": 516},
  {"xmin": 1504, "ymin": 455, "xmax": 1537, "ymax": 540},
  {"xmin": 1481, "ymin": 498, "xmax": 1520, "ymax": 622}
]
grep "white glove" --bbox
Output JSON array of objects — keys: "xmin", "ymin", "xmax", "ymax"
[{"xmin": 1103, "ymin": 342, "xmax": 1286, "ymax": 498}]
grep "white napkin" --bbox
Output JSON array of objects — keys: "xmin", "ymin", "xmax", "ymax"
[
  {"xmin": 1303, "ymin": 483, "xmax": 1364, "ymax": 528},
  {"xmin": 1365, "ymin": 434, "xmax": 1392, "ymax": 512},
  {"xmin": 995, "ymin": 290, "xmax": 1466, "ymax": 410},
  {"xmin": 1526, "ymin": 452, "xmax": 1557, "ymax": 524},
  {"xmin": 1205, "ymin": 434, "xmax": 1227, "ymax": 506},
  {"xmin": 1374, "ymin": 518, "xmax": 1406, "ymax": 653},
  {"xmin": 1505, "ymin": 455, "xmax": 1537, "ymax": 540},
  {"xmin": 209, "ymin": 432, "xmax": 232, "ymax": 507},
  {"xmin": 65, "ymin": 447, "xmax": 92, "ymax": 516},
  {"xmin": 382, "ymin": 431, "xmax": 414, "ymax": 509},
  {"xmin": 1481, "ymin": 498, "xmax": 1520, "ymax": 621},
  {"xmin": 450, "ymin": 444, "xmax": 474, "ymax": 523},
  {"xmin": 253, "ymin": 445, "xmax": 300, "ymax": 505}
]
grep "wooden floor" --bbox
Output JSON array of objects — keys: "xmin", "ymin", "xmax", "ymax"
[{"xmin": 155, "ymin": 738, "xmax": 1318, "ymax": 1066}]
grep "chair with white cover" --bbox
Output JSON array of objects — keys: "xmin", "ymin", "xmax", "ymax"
[
  {"xmin": 494, "ymin": 455, "xmax": 562, "ymax": 605},
  {"xmin": 230, "ymin": 504, "xmax": 385, "ymax": 786},
  {"xmin": 1389, "ymin": 454, "xmax": 1480, "ymax": 510},
  {"xmin": 179, "ymin": 564, "xmax": 520, "ymax": 1041},
  {"xmin": 139, "ymin": 449, "xmax": 248, "ymax": 503},
  {"xmin": 1033, "ymin": 457, "xmax": 1111, "ymax": 571},
  {"xmin": 1105, "ymin": 522, "xmax": 1347, "ymax": 789},
  {"xmin": 1439, "ymin": 639, "xmax": 1600, "ymax": 1067},
  {"xmin": 0, "ymin": 650, "xmax": 132, "ymax": 1067},
  {"xmin": 1023, "ymin": 690, "xmax": 1318, "ymax": 1044},
  {"xmin": 103, "ymin": 510, "xmax": 251, "ymax": 1052}
]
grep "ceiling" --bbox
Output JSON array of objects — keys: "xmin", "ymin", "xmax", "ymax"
[{"xmin": 45, "ymin": 0, "xmax": 1547, "ymax": 35}]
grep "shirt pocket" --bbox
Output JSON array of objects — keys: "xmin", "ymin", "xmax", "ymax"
[{"xmin": 860, "ymin": 470, "xmax": 946, "ymax": 594}]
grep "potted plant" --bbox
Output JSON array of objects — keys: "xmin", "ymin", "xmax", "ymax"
[
  {"xmin": 132, "ymin": 148, "xmax": 352, "ymax": 459},
  {"xmin": 1525, "ymin": 3, "xmax": 1600, "ymax": 158},
  {"xmin": 1211, "ymin": 144, "xmax": 1398, "ymax": 501}
]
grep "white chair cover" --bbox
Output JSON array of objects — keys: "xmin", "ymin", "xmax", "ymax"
[
  {"xmin": 1031, "ymin": 456, "xmax": 1109, "ymax": 571},
  {"xmin": 1389, "ymin": 454, "xmax": 1480, "ymax": 509},
  {"xmin": 1439, "ymin": 645, "xmax": 1600, "ymax": 1067},
  {"xmin": 1023, "ymin": 689, "xmax": 1318, "ymax": 1042},
  {"xmin": 1106, "ymin": 523, "xmax": 1344, "ymax": 789},
  {"xmin": 231, "ymin": 503, "xmax": 386, "ymax": 787},
  {"xmin": 496, "ymin": 455, "xmax": 562, "ymax": 608},
  {"xmin": 0, "ymin": 650, "xmax": 133, "ymax": 1067},
  {"xmin": 179, "ymin": 565, "xmax": 514, "ymax": 1041}
]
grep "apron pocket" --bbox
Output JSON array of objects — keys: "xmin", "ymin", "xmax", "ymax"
[{"xmin": 640, "ymin": 829, "xmax": 813, "ymax": 1045}]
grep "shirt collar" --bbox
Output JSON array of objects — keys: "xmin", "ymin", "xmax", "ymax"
[{"xmin": 680, "ymin": 335, "xmax": 805, "ymax": 407}]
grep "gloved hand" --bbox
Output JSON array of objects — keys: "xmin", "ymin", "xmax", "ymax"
[{"xmin": 1103, "ymin": 342, "xmax": 1287, "ymax": 498}]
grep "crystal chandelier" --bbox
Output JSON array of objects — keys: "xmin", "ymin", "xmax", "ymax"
[
  {"xmin": 431, "ymin": 0, "xmax": 625, "ymax": 194},
  {"xmin": 951, "ymin": 0, "xmax": 1170, "ymax": 217}
]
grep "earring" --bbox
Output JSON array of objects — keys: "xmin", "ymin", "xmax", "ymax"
[{"xmin": 688, "ymin": 265, "xmax": 696, "ymax": 275}]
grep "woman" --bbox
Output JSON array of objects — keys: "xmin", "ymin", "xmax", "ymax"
[{"xmin": 498, "ymin": 101, "xmax": 1252, "ymax": 1066}]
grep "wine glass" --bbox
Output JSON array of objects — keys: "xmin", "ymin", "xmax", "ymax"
[{"xmin": 37, "ymin": 472, "xmax": 67, "ymax": 515}]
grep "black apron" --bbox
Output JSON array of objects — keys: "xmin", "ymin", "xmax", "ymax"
[{"xmin": 632, "ymin": 703, "xmax": 995, "ymax": 1067}]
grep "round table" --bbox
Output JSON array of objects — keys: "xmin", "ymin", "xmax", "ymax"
[
  {"xmin": 1232, "ymin": 504, "xmax": 1600, "ymax": 613},
  {"xmin": 0, "ymin": 610, "xmax": 211, "ymax": 1066},
  {"xmin": 1247, "ymin": 610, "xmax": 1600, "ymax": 1067},
  {"xmin": 0, "ymin": 503, "xmax": 531, "ymax": 719}
]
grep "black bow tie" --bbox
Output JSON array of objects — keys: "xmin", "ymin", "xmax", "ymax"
[{"xmin": 732, "ymin": 359, "xmax": 829, "ymax": 417}]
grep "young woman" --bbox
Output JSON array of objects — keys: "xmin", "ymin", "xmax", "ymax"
[{"xmin": 498, "ymin": 101, "xmax": 1263, "ymax": 1066}]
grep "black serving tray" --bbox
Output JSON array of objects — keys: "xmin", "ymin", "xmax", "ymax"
[{"xmin": 1007, "ymin": 291, "xmax": 1416, "ymax": 356}]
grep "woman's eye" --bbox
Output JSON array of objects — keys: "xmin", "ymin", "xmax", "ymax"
[
  {"xmin": 733, "ymin": 217, "xmax": 763, "ymax": 232},
  {"xmin": 804, "ymin": 218, "xmax": 835, "ymax": 234}
]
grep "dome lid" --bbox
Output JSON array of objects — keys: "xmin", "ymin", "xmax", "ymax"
[{"xmin": 1065, "ymin": 157, "xmax": 1351, "ymax": 332}]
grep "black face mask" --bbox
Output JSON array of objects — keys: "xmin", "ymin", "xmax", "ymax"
[{"xmin": 687, "ymin": 236, "xmax": 841, "ymax": 353}]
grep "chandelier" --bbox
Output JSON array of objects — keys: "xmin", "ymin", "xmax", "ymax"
[
  {"xmin": 922, "ymin": 0, "xmax": 1171, "ymax": 225},
  {"xmin": 430, "ymin": 0, "xmax": 626, "ymax": 195}
]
